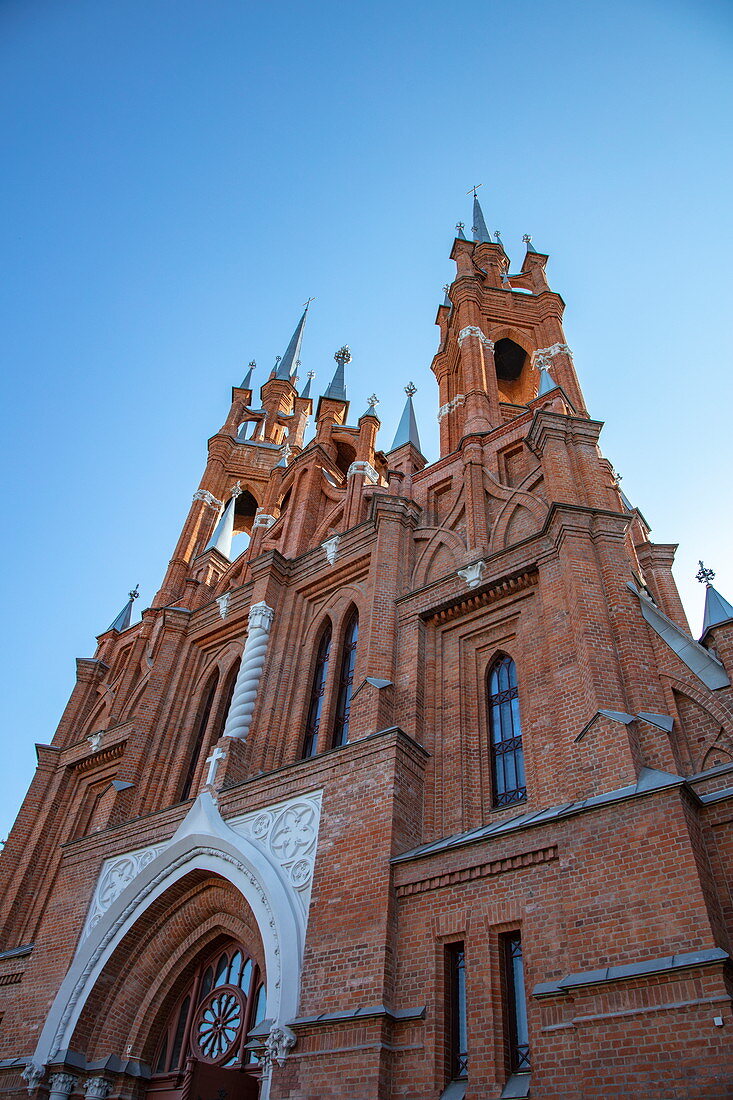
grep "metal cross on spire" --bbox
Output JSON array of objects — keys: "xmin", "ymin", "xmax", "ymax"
[
  {"xmin": 129, "ymin": 585, "xmax": 140, "ymax": 601},
  {"xmin": 302, "ymin": 297, "xmax": 316, "ymax": 309},
  {"xmin": 697, "ymin": 561, "xmax": 716, "ymax": 587},
  {"xmin": 368, "ymin": 394, "xmax": 379, "ymax": 407},
  {"xmin": 467, "ymin": 183, "xmax": 483, "ymax": 197},
  {"xmin": 405, "ymin": 382, "xmax": 417, "ymax": 397}
]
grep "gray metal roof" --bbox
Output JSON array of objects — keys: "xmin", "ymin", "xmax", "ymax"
[
  {"xmin": 299, "ymin": 371, "xmax": 315, "ymax": 401},
  {"xmin": 472, "ymin": 194, "xmax": 491, "ymax": 243},
  {"xmin": 240, "ymin": 361, "xmax": 255, "ymax": 390},
  {"xmin": 276, "ymin": 305, "xmax": 309, "ymax": 380},
  {"xmin": 538, "ymin": 367, "xmax": 557, "ymax": 395},
  {"xmin": 390, "ymin": 386, "xmax": 422, "ymax": 453},
  {"xmin": 204, "ymin": 498, "xmax": 235, "ymax": 559},
  {"xmin": 106, "ymin": 586, "xmax": 139, "ymax": 633},
  {"xmin": 323, "ymin": 346, "xmax": 350, "ymax": 403},
  {"xmin": 455, "ymin": 222, "xmax": 467, "ymax": 240},
  {"xmin": 703, "ymin": 584, "xmax": 733, "ymax": 635}
]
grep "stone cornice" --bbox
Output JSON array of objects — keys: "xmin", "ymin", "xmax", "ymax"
[{"xmin": 420, "ymin": 568, "xmax": 538, "ymax": 625}]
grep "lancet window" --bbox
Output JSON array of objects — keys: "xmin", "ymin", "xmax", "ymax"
[
  {"xmin": 302, "ymin": 626, "xmax": 332, "ymax": 758},
  {"xmin": 332, "ymin": 611, "xmax": 359, "ymax": 747},
  {"xmin": 487, "ymin": 655, "xmax": 526, "ymax": 806},
  {"xmin": 180, "ymin": 673, "xmax": 219, "ymax": 802},
  {"xmin": 152, "ymin": 942, "xmax": 266, "ymax": 1078}
]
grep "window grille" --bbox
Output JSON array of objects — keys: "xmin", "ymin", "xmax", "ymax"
[{"xmin": 488, "ymin": 655, "xmax": 526, "ymax": 806}]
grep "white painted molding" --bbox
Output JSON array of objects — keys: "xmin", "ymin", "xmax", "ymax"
[
  {"xmin": 346, "ymin": 461, "xmax": 379, "ymax": 484},
  {"xmin": 457, "ymin": 560, "xmax": 487, "ymax": 589},
  {"xmin": 80, "ymin": 844, "xmax": 168, "ymax": 944},
  {"xmin": 221, "ymin": 602, "xmax": 275, "ymax": 740},
  {"xmin": 321, "ymin": 535, "xmax": 340, "ymax": 566},
  {"xmin": 252, "ymin": 513, "xmax": 276, "ymax": 530},
  {"xmin": 437, "ymin": 394, "xmax": 465, "ymax": 422},
  {"xmin": 192, "ymin": 489, "xmax": 222, "ymax": 510},
  {"xmin": 457, "ymin": 326, "xmax": 494, "ymax": 351},
  {"xmin": 215, "ymin": 592, "xmax": 230, "ymax": 620},
  {"xmin": 534, "ymin": 342, "xmax": 572, "ymax": 361},
  {"xmin": 34, "ymin": 790, "xmax": 322, "ymax": 1099}
]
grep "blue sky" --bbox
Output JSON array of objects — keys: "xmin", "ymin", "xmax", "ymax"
[{"xmin": 1, "ymin": 0, "xmax": 731, "ymax": 839}]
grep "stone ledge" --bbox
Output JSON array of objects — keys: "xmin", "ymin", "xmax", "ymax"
[
  {"xmin": 532, "ymin": 947, "xmax": 730, "ymax": 997},
  {"xmin": 289, "ymin": 1004, "xmax": 426, "ymax": 1028}
]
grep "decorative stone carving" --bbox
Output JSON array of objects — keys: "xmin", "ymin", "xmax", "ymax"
[
  {"xmin": 192, "ymin": 489, "xmax": 222, "ymax": 510},
  {"xmin": 83, "ymin": 1078, "xmax": 110, "ymax": 1100},
  {"xmin": 321, "ymin": 535, "xmax": 340, "ymax": 566},
  {"xmin": 346, "ymin": 461, "xmax": 379, "ymax": 484},
  {"xmin": 457, "ymin": 326, "xmax": 494, "ymax": 351},
  {"xmin": 252, "ymin": 513, "xmax": 276, "ymax": 530},
  {"xmin": 215, "ymin": 593, "xmax": 230, "ymax": 620},
  {"xmin": 437, "ymin": 394, "xmax": 465, "ymax": 422},
  {"xmin": 534, "ymin": 342, "xmax": 572, "ymax": 361},
  {"xmin": 221, "ymin": 602, "xmax": 275, "ymax": 740},
  {"xmin": 80, "ymin": 843, "xmax": 166, "ymax": 942},
  {"xmin": 229, "ymin": 792, "xmax": 322, "ymax": 918},
  {"xmin": 263, "ymin": 1023, "xmax": 296, "ymax": 1068},
  {"xmin": 204, "ymin": 745, "xmax": 227, "ymax": 791},
  {"xmin": 48, "ymin": 1075, "xmax": 76, "ymax": 1100},
  {"xmin": 457, "ymin": 560, "xmax": 487, "ymax": 589},
  {"xmin": 87, "ymin": 730, "xmax": 103, "ymax": 752},
  {"xmin": 21, "ymin": 1062, "xmax": 44, "ymax": 1094}
]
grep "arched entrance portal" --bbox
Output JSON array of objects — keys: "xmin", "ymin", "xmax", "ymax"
[{"xmin": 148, "ymin": 940, "xmax": 267, "ymax": 1100}]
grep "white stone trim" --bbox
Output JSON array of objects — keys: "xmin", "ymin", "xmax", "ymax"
[
  {"xmin": 437, "ymin": 394, "xmax": 465, "ymax": 422},
  {"xmin": 34, "ymin": 791, "xmax": 322, "ymax": 1098},
  {"xmin": 457, "ymin": 560, "xmax": 487, "ymax": 589},
  {"xmin": 534, "ymin": 342, "xmax": 572, "ymax": 362},
  {"xmin": 222, "ymin": 602, "xmax": 275, "ymax": 740},
  {"xmin": 252, "ymin": 512, "xmax": 276, "ymax": 530},
  {"xmin": 79, "ymin": 843, "xmax": 168, "ymax": 944},
  {"xmin": 457, "ymin": 326, "xmax": 494, "ymax": 351},
  {"xmin": 192, "ymin": 489, "xmax": 222, "ymax": 510},
  {"xmin": 215, "ymin": 592, "xmax": 230, "ymax": 620},
  {"xmin": 346, "ymin": 461, "xmax": 379, "ymax": 484},
  {"xmin": 321, "ymin": 535, "xmax": 340, "ymax": 566}
]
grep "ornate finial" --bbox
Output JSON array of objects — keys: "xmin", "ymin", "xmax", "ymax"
[
  {"xmin": 230, "ymin": 481, "xmax": 243, "ymax": 499},
  {"xmin": 523, "ymin": 234, "xmax": 532, "ymax": 245},
  {"xmin": 368, "ymin": 393, "xmax": 379, "ymax": 407},
  {"xmin": 248, "ymin": 359, "xmax": 256, "ymax": 367},
  {"xmin": 443, "ymin": 283, "xmax": 450, "ymax": 293},
  {"xmin": 697, "ymin": 561, "xmax": 716, "ymax": 587},
  {"xmin": 456, "ymin": 222, "xmax": 465, "ymax": 232},
  {"xmin": 307, "ymin": 370, "xmax": 316, "ymax": 380},
  {"xmin": 279, "ymin": 441, "xmax": 292, "ymax": 464},
  {"xmin": 405, "ymin": 382, "xmax": 417, "ymax": 397},
  {"xmin": 275, "ymin": 355, "xmax": 281, "ymax": 365},
  {"xmin": 466, "ymin": 184, "xmax": 483, "ymax": 197},
  {"xmin": 334, "ymin": 345, "xmax": 352, "ymax": 365},
  {"xmin": 613, "ymin": 470, "xmax": 623, "ymax": 487},
  {"xmin": 129, "ymin": 585, "xmax": 140, "ymax": 601}
]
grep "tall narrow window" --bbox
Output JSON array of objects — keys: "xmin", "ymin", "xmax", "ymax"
[
  {"xmin": 181, "ymin": 673, "xmax": 219, "ymax": 801},
  {"xmin": 447, "ymin": 943, "xmax": 468, "ymax": 1080},
  {"xmin": 487, "ymin": 655, "xmax": 526, "ymax": 806},
  {"xmin": 501, "ymin": 932, "xmax": 530, "ymax": 1074},
  {"xmin": 332, "ymin": 612, "xmax": 358, "ymax": 747},
  {"xmin": 302, "ymin": 627, "xmax": 331, "ymax": 758}
]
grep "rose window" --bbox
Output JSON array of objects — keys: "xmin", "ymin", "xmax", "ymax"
[{"xmin": 191, "ymin": 985, "xmax": 245, "ymax": 1064}]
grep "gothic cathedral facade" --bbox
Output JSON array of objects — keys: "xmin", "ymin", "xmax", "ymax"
[{"xmin": 2, "ymin": 199, "xmax": 733, "ymax": 1100}]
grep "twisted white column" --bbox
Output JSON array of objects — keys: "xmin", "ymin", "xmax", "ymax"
[{"xmin": 222, "ymin": 601, "xmax": 275, "ymax": 740}]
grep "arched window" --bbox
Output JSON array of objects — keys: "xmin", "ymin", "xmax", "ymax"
[
  {"xmin": 153, "ymin": 941, "xmax": 265, "ymax": 1077},
  {"xmin": 207, "ymin": 659, "xmax": 241, "ymax": 746},
  {"xmin": 180, "ymin": 673, "xmax": 219, "ymax": 802},
  {"xmin": 487, "ymin": 655, "xmax": 526, "ymax": 806},
  {"xmin": 302, "ymin": 626, "xmax": 331, "ymax": 758},
  {"xmin": 332, "ymin": 611, "xmax": 359, "ymax": 748}
]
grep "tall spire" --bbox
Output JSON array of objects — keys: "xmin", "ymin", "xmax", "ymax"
[
  {"xmin": 241, "ymin": 360, "xmax": 256, "ymax": 389},
  {"xmin": 300, "ymin": 370, "xmax": 316, "ymax": 401},
  {"xmin": 205, "ymin": 486, "xmax": 242, "ymax": 559},
  {"xmin": 390, "ymin": 383, "xmax": 422, "ymax": 452},
  {"xmin": 697, "ymin": 562, "xmax": 733, "ymax": 636},
  {"xmin": 275, "ymin": 301, "xmax": 312, "ymax": 380},
  {"xmin": 471, "ymin": 191, "xmax": 491, "ymax": 244},
  {"xmin": 323, "ymin": 346, "xmax": 350, "ymax": 402},
  {"xmin": 106, "ymin": 585, "xmax": 139, "ymax": 633}
]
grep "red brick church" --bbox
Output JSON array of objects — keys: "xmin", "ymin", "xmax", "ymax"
[{"xmin": 2, "ymin": 196, "xmax": 733, "ymax": 1100}]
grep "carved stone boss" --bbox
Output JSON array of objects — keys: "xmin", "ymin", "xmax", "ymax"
[
  {"xmin": 221, "ymin": 602, "xmax": 275, "ymax": 740},
  {"xmin": 457, "ymin": 326, "xmax": 495, "ymax": 351}
]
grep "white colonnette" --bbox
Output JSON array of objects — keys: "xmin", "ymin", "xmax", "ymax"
[{"xmin": 221, "ymin": 601, "xmax": 275, "ymax": 740}]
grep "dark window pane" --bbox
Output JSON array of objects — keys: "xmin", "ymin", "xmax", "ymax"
[
  {"xmin": 154, "ymin": 1033, "xmax": 168, "ymax": 1074},
  {"xmin": 502, "ymin": 932, "xmax": 531, "ymax": 1073},
  {"xmin": 302, "ymin": 628, "xmax": 332, "ymax": 758},
  {"xmin": 169, "ymin": 994, "xmax": 191, "ymax": 1070},
  {"xmin": 332, "ymin": 613, "xmax": 359, "ymax": 748},
  {"xmin": 181, "ymin": 675, "xmax": 219, "ymax": 801},
  {"xmin": 448, "ymin": 944, "xmax": 468, "ymax": 1079},
  {"xmin": 199, "ymin": 965, "xmax": 213, "ymax": 1003},
  {"xmin": 214, "ymin": 953, "xmax": 228, "ymax": 986},
  {"xmin": 227, "ymin": 950, "xmax": 243, "ymax": 985},
  {"xmin": 240, "ymin": 958, "xmax": 253, "ymax": 993},
  {"xmin": 488, "ymin": 656, "xmax": 526, "ymax": 806}
]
